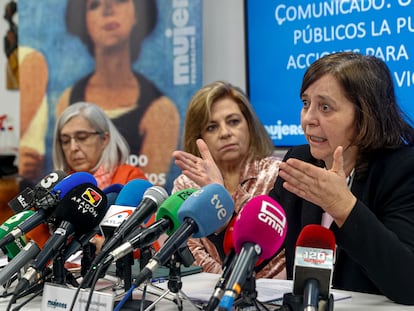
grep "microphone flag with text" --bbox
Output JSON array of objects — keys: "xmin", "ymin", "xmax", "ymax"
[
  {"xmin": 133, "ymin": 183, "xmax": 234, "ymax": 287},
  {"xmin": 0, "ymin": 210, "xmax": 35, "ymax": 259},
  {"xmin": 218, "ymin": 195, "xmax": 288, "ymax": 311},
  {"xmin": 7, "ymin": 170, "xmax": 67, "ymax": 214},
  {"xmin": 97, "ymin": 178, "xmax": 153, "ymax": 244},
  {"xmin": 66, "ymin": 183, "xmax": 124, "ymax": 276},
  {"xmin": 12, "ymin": 182, "xmax": 107, "ymax": 298},
  {"xmin": 0, "ymin": 171, "xmax": 97, "ymax": 249},
  {"xmin": 288, "ymin": 224, "xmax": 336, "ymax": 311}
]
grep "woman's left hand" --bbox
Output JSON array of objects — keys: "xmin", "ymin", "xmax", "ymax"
[{"xmin": 278, "ymin": 146, "xmax": 356, "ymax": 227}]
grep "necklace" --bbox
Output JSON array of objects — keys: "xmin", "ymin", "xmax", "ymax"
[{"xmin": 346, "ymin": 168, "xmax": 356, "ymax": 189}]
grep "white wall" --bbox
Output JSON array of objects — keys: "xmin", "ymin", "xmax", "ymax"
[
  {"xmin": 203, "ymin": 0, "xmax": 246, "ymax": 91},
  {"xmin": 0, "ymin": 0, "xmax": 246, "ymax": 138},
  {"xmin": 0, "ymin": 10, "xmax": 20, "ymax": 136}
]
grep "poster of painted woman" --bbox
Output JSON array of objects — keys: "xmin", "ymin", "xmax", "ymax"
[{"xmin": 18, "ymin": 0, "xmax": 202, "ymax": 192}]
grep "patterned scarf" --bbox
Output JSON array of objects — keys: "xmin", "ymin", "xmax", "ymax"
[{"xmin": 92, "ymin": 164, "xmax": 114, "ymax": 189}]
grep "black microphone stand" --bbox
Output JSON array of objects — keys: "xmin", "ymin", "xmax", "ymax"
[
  {"xmin": 145, "ymin": 246, "xmax": 201, "ymax": 311},
  {"xmin": 275, "ymin": 292, "xmax": 334, "ymax": 311},
  {"xmin": 52, "ymin": 247, "xmax": 80, "ymax": 287},
  {"xmin": 232, "ymin": 273, "xmax": 270, "ymax": 311},
  {"xmin": 114, "ymin": 246, "xmax": 156, "ymax": 311},
  {"xmin": 52, "ymin": 250, "xmax": 66, "ymax": 285}
]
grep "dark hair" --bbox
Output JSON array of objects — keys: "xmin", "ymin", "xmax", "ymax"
[
  {"xmin": 301, "ymin": 52, "xmax": 414, "ymax": 158},
  {"xmin": 65, "ymin": 0, "xmax": 157, "ymax": 62}
]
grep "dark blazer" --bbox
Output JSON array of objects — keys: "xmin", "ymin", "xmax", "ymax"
[{"xmin": 269, "ymin": 144, "xmax": 414, "ymax": 305}]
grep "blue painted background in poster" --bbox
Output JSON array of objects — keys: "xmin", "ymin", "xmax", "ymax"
[
  {"xmin": 18, "ymin": 0, "xmax": 202, "ymax": 191},
  {"xmin": 246, "ymin": 0, "xmax": 414, "ymax": 147}
]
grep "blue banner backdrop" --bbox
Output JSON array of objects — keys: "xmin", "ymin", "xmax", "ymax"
[{"xmin": 246, "ymin": 0, "xmax": 414, "ymax": 147}]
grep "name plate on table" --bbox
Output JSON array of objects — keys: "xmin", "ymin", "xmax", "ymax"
[{"xmin": 41, "ymin": 283, "xmax": 114, "ymax": 311}]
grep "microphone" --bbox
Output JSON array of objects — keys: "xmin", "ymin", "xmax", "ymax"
[
  {"xmin": 63, "ymin": 183, "xmax": 123, "ymax": 260},
  {"xmin": 218, "ymin": 195, "xmax": 288, "ymax": 311},
  {"xmin": 72, "ymin": 183, "xmax": 123, "ymax": 276},
  {"xmin": 12, "ymin": 182, "xmax": 108, "ymax": 297},
  {"xmin": 0, "ymin": 172, "xmax": 96, "ymax": 249},
  {"xmin": 102, "ymin": 188, "xmax": 197, "ymax": 266},
  {"xmin": 0, "ymin": 210, "xmax": 35, "ymax": 258},
  {"xmin": 98, "ymin": 179, "xmax": 152, "ymax": 241},
  {"xmin": 81, "ymin": 182, "xmax": 166, "ymax": 287},
  {"xmin": 99, "ymin": 183, "xmax": 166, "ymax": 257},
  {"xmin": 205, "ymin": 216, "xmax": 238, "ymax": 311},
  {"xmin": 7, "ymin": 170, "xmax": 67, "ymax": 213},
  {"xmin": 0, "ymin": 241, "xmax": 40, "ymax": 286},
  {"xmin": 102, "ymin": 183, "xmax": 124, "ymax": 195},
  {"xmin": 0, "ymin": 222, "xmax": 51, "ymax": 286},
  {"xmin": 290, "ymin": 224, "xmax": 336, "ymax": 311},
  {"xmin": 133, "ymin": 183, "xmax": 234, "ymax": 287},
  {"xmin": 0, "ymin": 211, "xmax": 52, "ymax": 286}
]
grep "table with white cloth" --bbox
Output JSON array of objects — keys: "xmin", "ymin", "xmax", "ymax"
[{"xmin": 1, "ymin": 272, "xmax": 414, "ymax": 311}]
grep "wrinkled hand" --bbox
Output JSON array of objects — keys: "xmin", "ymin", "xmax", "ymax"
[
  {"xmin": 278, "ymin": 146, "xmax": 356, "ymax": 227},
  {"xmin": 172, "ymin": 139, "xmax": 224, "ymax": 187}
]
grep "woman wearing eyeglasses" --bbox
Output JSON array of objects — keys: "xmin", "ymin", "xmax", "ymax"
[
  {"xmin": 52, "ymin": 101, "xmax": 146, "ymax": 188},
  {"xmin": 52, "ymin": 102, "xmax": 155, "ymax": 269}
]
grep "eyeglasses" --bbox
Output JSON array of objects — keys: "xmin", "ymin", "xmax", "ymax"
[{"xmin": 59, "ymin": 131, "xmax": 102, "ymax": 147}]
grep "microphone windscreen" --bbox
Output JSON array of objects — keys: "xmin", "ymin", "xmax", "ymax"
[
  {"xmin": 233, "ymin": 195, "xmax": 287, "ymax": 260},
  {"xmin": 25, "ymin": 223, "xmax": 50, "ymax": 248},
  {"xmin": 223, "ymin": 216, "xmax": 236, "ymax": 255},
  {"xmin": 52, "ymin": 172, "xmax": 97, "ymax": 199},
  {"xmin": 293, "ymin": 224, "xmax": 336, "ymax": 297},
  {"xmin": 114, "ymin": 179, "xmax": 152, "ymax": 206},
  {"xmin": 54, "ymin": 183, "xmax": 108, "ymax": 235},
  {"xmin": 101, "ymin": 185, "xmax": 123, "ymax": 217},
  {"xmin": 156, "ymin": 188, "xmax": 197, "ymax": 236},
  {"xmin": 105, "ymin": 192, "xmax": 119, "ymax": 209},
  {"xmin": 35, "ymin": 170, "xmax": 68, "ymax": 190},
  {"xmin": 178, "ymin": 184, "xmax": 234, "ymax": 238},
  {"xmin": 102, "ymin": 183, "xmax": 123, "ymax": 195},
  {"xmin": 296, "ymin": 224, "xmax": 336, "ymax": 250}
]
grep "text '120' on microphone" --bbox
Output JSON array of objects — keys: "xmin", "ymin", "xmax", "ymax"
[
  {"xmin": 287, "ymin": 224, "xmax": 336, "ymax": 311},
  {"xmin": 0, "ymin": 171, "xmax": 97, "ymax": 249},
  {"xmin": 12, "ymin": 183, "xmax": 108, "ymax": 298},
  {"xmin": 133, "ymin": 183, "xmax": 234, "ymax": 287},
  {"xmin": 102, "ymin": 188, "xmax": 197, "ymax": 266},
  {"xmin": 218, "ymin": 195, "xmax": 288, "ymax": 311}
]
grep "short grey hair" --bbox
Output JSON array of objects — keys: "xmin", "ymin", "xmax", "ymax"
[{"xmin": 52, "ymin": 102, "xmax": 130, "ymax": 173}]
